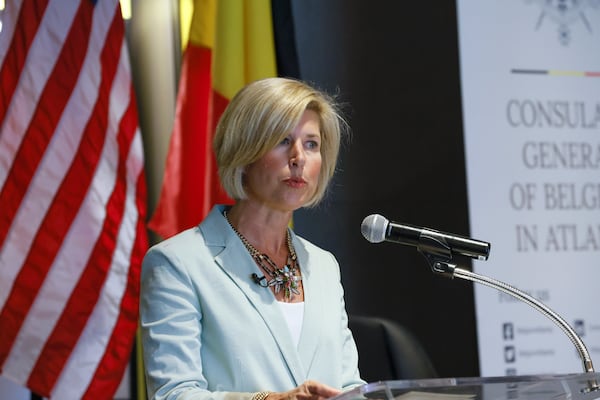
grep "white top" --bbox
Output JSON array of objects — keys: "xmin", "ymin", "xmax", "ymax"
[{"xmin": 277, "ymin": 301, "xmax": 305, "ymax": 347}]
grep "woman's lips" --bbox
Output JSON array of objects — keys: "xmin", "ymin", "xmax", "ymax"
[{"xmin": 284, "ymin": 177, "xmax": 307, "ymax": 188}]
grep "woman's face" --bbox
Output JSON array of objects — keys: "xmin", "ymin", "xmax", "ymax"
[{"xmin": 244, "ymin": 109, "xmax": 322, "ymax": 212}]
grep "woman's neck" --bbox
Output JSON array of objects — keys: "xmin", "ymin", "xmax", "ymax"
[{"xmin": 225, "ymin": 203, "xmax": 292, "ymax": 257}]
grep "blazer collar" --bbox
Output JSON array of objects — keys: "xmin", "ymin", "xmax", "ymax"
[{"xmin": 200, "ymin": 206, "xmax": 322, "ymax": 385}]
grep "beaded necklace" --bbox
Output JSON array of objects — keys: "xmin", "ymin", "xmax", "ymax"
[{"xmin": 224, "ymin": 211, "xmax": 302, "ymax": 301}]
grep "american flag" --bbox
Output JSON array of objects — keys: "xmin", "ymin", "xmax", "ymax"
[{"xmin": 0, "ymin": 0, "xmax": 147, "ymax": 398}]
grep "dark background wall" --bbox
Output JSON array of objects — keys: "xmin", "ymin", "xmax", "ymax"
[{"xmin": 290, "ymin": 1, "xmax": 480, "ymax": 378}]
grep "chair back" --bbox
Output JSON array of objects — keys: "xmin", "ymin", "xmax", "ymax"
[{"xmin": 348, "ymin": 315, "xmax": 438, "ymax": 382}]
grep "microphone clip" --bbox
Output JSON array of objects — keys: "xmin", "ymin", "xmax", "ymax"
[
  {"xmin": 417, "ymin": 235, "xmax": 455, "ymax": 279},
  {"xmin": 251, "ymin": 273, "xmax": 268, "ymax": 287}
]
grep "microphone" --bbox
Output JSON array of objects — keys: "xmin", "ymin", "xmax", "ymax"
[
  {"xmin": 361, "ymin": 214, "xmax": 491, "ymax": 261},
  {"xmin": 251, "ymin": 273, "xmax": 268, "ymax": 287}
]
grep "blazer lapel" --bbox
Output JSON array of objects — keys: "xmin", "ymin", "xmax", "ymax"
[{"xmin": 201, "ymin": 207, "xmax": 307, "ymax": 386}]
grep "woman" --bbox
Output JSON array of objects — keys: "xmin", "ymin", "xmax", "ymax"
[{"xmin": 140, "ymin": 77, "xmax": 364, "ymax": 400}]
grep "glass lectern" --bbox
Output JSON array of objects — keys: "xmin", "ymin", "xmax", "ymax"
[{"xmin": 333, "ymin": 373, "xmax": 600, "ymax": 400}]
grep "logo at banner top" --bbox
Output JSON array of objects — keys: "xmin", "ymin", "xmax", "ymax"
[{"xmin": 525, "ymin": 0, "xmax": 599, "ymax": 45}]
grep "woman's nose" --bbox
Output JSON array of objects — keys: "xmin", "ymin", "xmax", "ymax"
[{"xmin": 289, "ymin": 141, "xmax": 306, "ymax": 167}]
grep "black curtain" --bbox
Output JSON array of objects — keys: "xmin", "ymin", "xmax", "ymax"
[{"xmin": 291, "ymin": 0, "xmax": 479, "ymax": 379}]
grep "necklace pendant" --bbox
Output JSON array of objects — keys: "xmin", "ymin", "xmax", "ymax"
[{"xmin": 224, "ymin": 211, "xmax": 300, "ymax": 300}]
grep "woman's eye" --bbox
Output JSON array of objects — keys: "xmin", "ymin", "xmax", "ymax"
[
  {"xmin": 306, "ymin": 140, "xmax": 320, "ymax": 150},
  {"xmin": 280, "ymin": 137, "xmax": 291, "ymax": 145}
]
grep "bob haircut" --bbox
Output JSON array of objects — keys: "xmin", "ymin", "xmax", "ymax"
[{"xmin": 213, "ymin": 77, "xmax": 346, "ymax": 207}]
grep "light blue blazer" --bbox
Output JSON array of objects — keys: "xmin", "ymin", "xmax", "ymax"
[{"xmin": 140, "ymin": 206, "xmax": 364, "ymax": 400}]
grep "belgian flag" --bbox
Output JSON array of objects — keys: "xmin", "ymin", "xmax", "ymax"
[{"xmin": 148, "ymin": 0, "xmax": 299, "ymax": 239}]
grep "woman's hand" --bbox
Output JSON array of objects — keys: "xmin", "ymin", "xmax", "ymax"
[{"xmin": 268, "ymin": 380, "xmax": 341, "ymax": 400}]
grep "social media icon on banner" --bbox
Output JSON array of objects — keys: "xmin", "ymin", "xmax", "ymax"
[
  {"xmin": 503, "ymin": 322, "xmax": 514, "ymax": 340},
  {"xmin": 504, "ymin": 345, "xmax": 516, "ymax": 363},
  {"xmin": 574, "ymin": 319, "xmax": 585, "ymax": 337}
]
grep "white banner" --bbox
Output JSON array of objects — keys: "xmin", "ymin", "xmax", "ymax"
[{"xmin": 457, "ymin": 0, "xmax": 600, "ymax": 376}]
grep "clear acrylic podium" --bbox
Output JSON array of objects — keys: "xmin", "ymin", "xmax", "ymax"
[{"xmin": 333, "ymin": 373, "xmax": 600, "ymax": 400}]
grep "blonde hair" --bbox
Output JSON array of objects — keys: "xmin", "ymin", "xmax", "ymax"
[{"xmin": 213, "ymin": 77, "xmax": 345, "ymax": 207}]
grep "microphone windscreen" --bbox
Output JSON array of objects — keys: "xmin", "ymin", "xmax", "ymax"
[{"xmin": 361, "ymin": 214, "xmax": 389, "ymax": 243}]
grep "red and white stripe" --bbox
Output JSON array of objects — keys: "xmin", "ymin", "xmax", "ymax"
[{"xmin": 0, "ymin": 0, "xmax": 147, "ymax": 398}]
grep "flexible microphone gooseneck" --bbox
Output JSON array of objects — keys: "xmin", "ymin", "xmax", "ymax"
[{"xmin": 361, "ymin": 213, "xmax": 596, "ymax": 379}]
